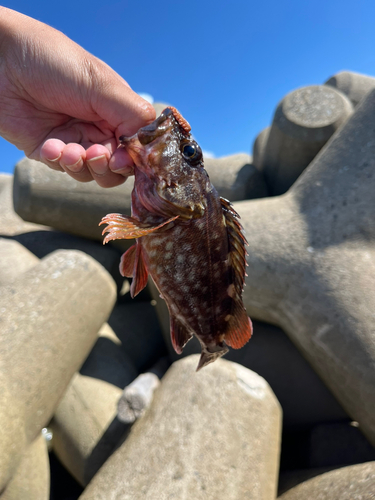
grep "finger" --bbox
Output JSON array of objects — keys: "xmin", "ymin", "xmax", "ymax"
[
  {"xmin": 40, "ymin": 138, "xmax": 65, "ymax": 172},
  {"xmin": 86, "ymin": 144, "xmax": 126, "ymax": 188},
  {"xmin": 109, "ymin": 147, "xmax": 135, "ymax": 177},
  {"xmin": 60, "ymin": 143, "xmax": 93, "ymax": 183}
]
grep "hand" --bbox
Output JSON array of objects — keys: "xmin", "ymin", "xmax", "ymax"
[{"xmin": 0, "ymin": 8, "xmax": 155, "ymax": 187}]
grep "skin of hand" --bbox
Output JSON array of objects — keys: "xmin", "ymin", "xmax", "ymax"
[{"xmin": 0, "ymin": 7, "xmax": 156, "ymax": 187}]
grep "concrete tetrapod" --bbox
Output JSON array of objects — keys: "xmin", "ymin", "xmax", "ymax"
[
  {"xmin": 0, "ymin": 250, "xmax": 116, "ymax": 491},
  {"xmin": 51, "ymin": 324, "xmax": 138, "ymax": 486},
  {"xmin": 80, "ymin": 356, "xmax": 282, "ymax": 500},
  {"xmin": 0, "ymin": 238, "xmax": 39, "ymax": 285},
  {"xmin": 204, "ymin": 154, "xmax": 268, "ymax": 201},
  {"xmin": 13, "ymin": 158, "xmax": 134, "ymax": 241},
  {"xmin": 325, "ymin": 70, "xmax": 375, "ymax": 106},
  {"xmin": 235, "ymin": 88, "xmax": 375, "ymax": 446},
  {"xmin": 278, "ymin": 461, "xmax": 375, "ymax": 500},
  {"xmin": 261, "ymin": 85, "xmax": 353, "ymax": 195},
  {"xmin": 0, "ymin": 433, "xmax": 50, "ymax": 500}
]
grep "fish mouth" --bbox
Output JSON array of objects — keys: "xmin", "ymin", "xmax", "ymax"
[{"xmin": 119, "ymin": 108, "xmax": 174, "ymax": 146}]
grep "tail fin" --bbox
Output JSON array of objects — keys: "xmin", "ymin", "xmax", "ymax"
[{"xmin": 196, "ymin": 344, "xmax": 229, "ymax": 371}]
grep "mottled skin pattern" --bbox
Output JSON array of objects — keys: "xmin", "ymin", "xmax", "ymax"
[{"xmin": 101, "ymin": 108, "xmax": 252, "ymax": 370}]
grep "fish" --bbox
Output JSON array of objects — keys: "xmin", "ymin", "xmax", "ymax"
[{"xmin": 100, "ymin": 107, "xmax": 252, "ymax": 370}]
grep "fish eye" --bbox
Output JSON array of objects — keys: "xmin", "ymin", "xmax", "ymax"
[{"xmin": 181, "ymin": 141, "xmax": 203, "ymax": 165}]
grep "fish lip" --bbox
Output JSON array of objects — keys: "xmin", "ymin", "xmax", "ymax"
[{"xmin": 119, "ymin": 108, "xmax": 173, "ymax": 146}]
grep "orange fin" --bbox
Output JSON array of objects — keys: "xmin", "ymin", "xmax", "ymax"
[
  {"xmin": 130, "ymin": 243, "xmax": 149, "ymax": 298},
  {"xmin": 119, "ymin": 244, "xmax": 137, "ymax": 277},
  {"xmin": 100, "ymin": 213, "xmax": 179, "ymax": 244},
  {"xmin": 170, "ymin": 316, "xmax": 193, "ymax": 354},
  {"xmin": 225, "ymin": 302, "xmax": 253, "ymax": 349},
  {"xmin": 220, "ymin": 197, "xmax": 248, "ymax": 296}
]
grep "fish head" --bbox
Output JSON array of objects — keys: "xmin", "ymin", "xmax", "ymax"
[{"xmin": 119, "ymin": 107, "xmax": 210, "ymax": 218}]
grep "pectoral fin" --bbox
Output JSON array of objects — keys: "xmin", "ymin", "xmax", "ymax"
[{"xmin": 100, "ymin": 213, "xmax": 179, "ymax": 244}]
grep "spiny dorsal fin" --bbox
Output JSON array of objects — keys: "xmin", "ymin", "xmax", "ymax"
[{"xmin": 220, "ymin": 197, "xmax": 248, "ymax": 297}]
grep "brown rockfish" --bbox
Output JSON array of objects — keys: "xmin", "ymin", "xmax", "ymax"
[{"xmin": 100, "ymin": 107, "xmax": 252, "ymax": 370}]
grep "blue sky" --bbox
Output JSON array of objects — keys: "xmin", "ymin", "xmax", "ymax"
[{"xmin": 1, "ymin": 0, "xmax": 375, "ymax": 173}]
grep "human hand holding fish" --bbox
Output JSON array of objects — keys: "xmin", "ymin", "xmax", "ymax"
[
  {"xmin": 100, "ymin": 107, "xmax": 253, "ymax": 370},
  {"xmin": 0, "ymin": 7, "xmax": 155, "ymax": 187}
]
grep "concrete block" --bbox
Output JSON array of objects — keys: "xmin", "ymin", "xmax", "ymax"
[
  {"xmin": 237, "ymin": 88, "xmax": 375, "ymax": 445},
  {"xmin": 51, "ymin": 322, "xmax": 137, "ymax": 485},
  {"xmin": 204, "ymin": 153, "xmax": 268, "ymax": 201},
  {"xmin": 79, "ymin": 356, "xmax": 282, "ymax": 500},
  {"xmin": 0, "ymin": 433, "xmax": 49, "ymax": 500},
  {"xmin": 325, "ymin": 70, "xmax": 375, "ymax": 106},
  {"xmin": 278, "ymin": 462, "xmax": 375, "ymax": 500},
  {"xmin": 0, "ymin": 238, "xmax": 39, "ymax": 285},
  {"xmin": 13, "ymin": 158, "xmax": 133, "ymax": 241},
  {"xmin": 0, "ymin": 173, "xmax": 123, "ymax": 287},
  {"xmin": 0, "ymin": 174, "xmax": 46, "ymax": 236},
  {"xmin": 0, "ymin": 250, "xmax": 116, "ymax": 490},
  {"xmin": 262, "ymin": 85, "xmax": 353, "ymax": 194},
  {"xmin": 252, "ymin": 126, "xmax": 270, "ymax": 171}
]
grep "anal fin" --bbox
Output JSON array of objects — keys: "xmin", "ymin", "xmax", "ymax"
[{"xmin": 170, "ymin": 316, "xmax": 193, "ymax": 354}]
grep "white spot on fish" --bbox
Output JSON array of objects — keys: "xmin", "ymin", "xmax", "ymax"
[
  {"xmin": 175, "ymin": 273, "xmax": 183, "ymax": 283},
  {"xmin": 156, "ymin": 266, "xmax": 163, "ymax": 275},
  {"xmin": 150, "ymin": 238, "xmax": 162, "ymax": 248},
  {"xmin": 148, "ymin": 249, "xmax": 158, "ymax": 258},
  {"xmin": 227, "ymin": 284, "xmax": 235, "ymax": 297},
  {"xmin": 189, "ymin": 255, "xmax": 198, "ymax": 265},
  {"xmin": 214, "ymin": 271, "xmax": 221, "ymax": 279},
  {"xmin": 165, "ymin": 241, "xmax": 173, "ymax": 250},
  {"xmin": 164, "ymin": 252, "xmax": 172, "ymax": 259},
  {"xmin": 225, "ymin": 314, "xmax": 232, "ymax": 321},
  {"xmin": 177, "ymin": 254, "xmax": 185, "ymax": 264}
]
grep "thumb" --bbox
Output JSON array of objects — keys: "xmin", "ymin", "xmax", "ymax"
[{"xmin": 88, "ymin": 59, "xmax": 156, "ymax": 136}]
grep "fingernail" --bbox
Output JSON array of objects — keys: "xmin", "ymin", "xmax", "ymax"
[
  {"xmin": 109, "ymin": 155, "xmax": 134, "ymax": 174},
  {"xmin": 46, "ymin": 152, "xmax": 62, "ymax": 162},
  {"xmin": 87, "ymin": 155, "xmax": 108, "ymax": 175},
  {"xmin": 65, "ymin": 157, "xmax": 84, "ymax": 173}
]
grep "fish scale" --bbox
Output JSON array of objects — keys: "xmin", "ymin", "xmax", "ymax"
[{"xmin": 100, "ymin": 107, "xmax": 252, "ymax": 370}]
